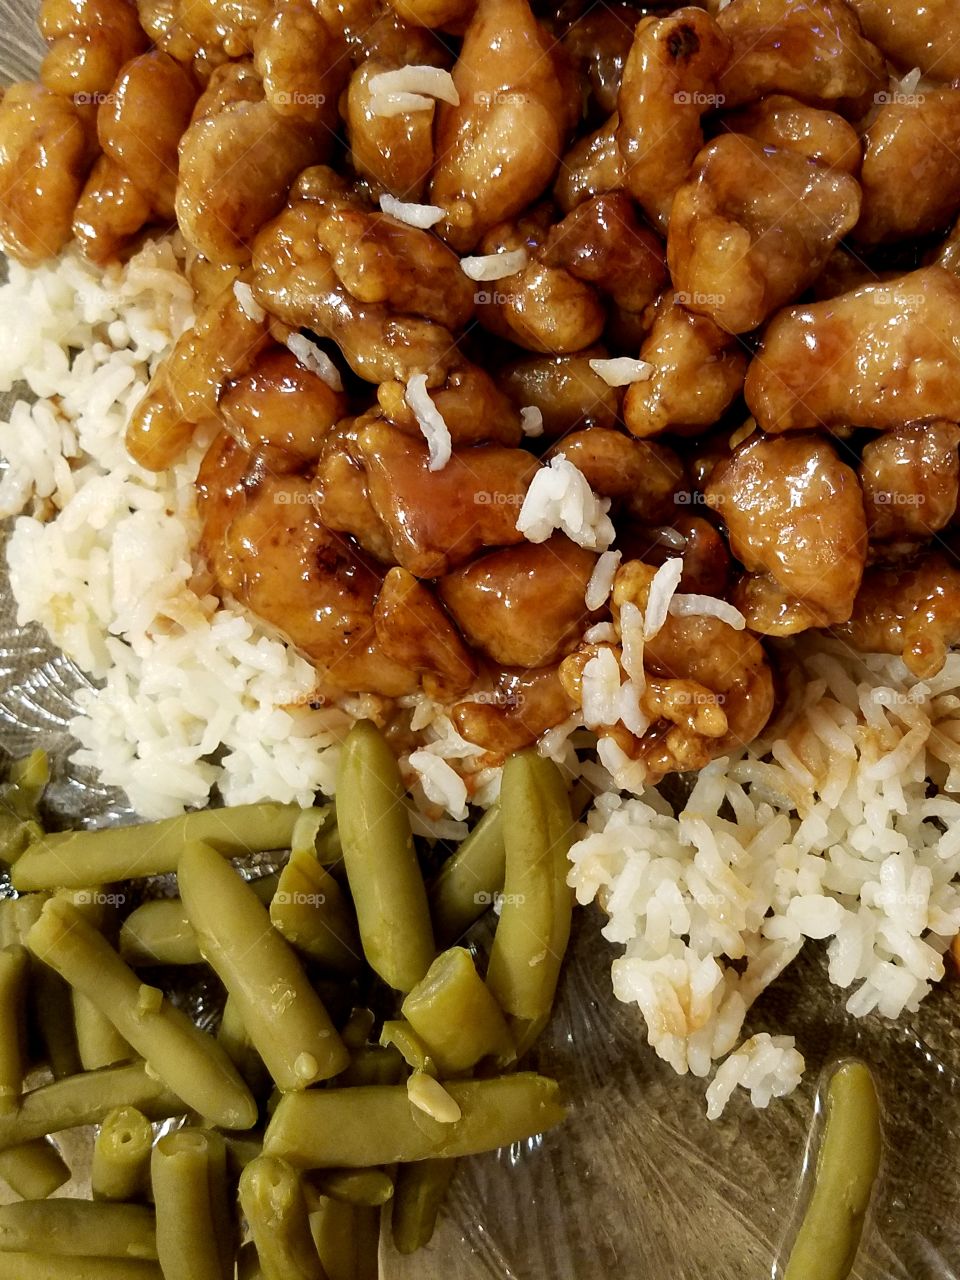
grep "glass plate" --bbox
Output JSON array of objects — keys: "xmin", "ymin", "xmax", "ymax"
[{"xmin": 1, "ymin": 6, "xmax": 959, "ymax": 1274}]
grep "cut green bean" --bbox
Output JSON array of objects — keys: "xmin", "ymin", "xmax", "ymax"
[
  {"xmin": 92, "ymin": 1106, "xmax": 154, "ymax": 1202},
  {"xmin": 152, "ymin": 1129, "xmax": 232, "ymax": 1280},
  {"xmin": 1, "ymin": 1256, "xmax": 161, "ymax": 1279},
  {"xmin": 337, "ymin": 720, "xmax": 435, "ymax": 992},
  {"xmin": 336, "ymin": 1046, "xmax": 404, "ymax": 1088},
  {"xmin": 340, "ymin": 1008, "xmax": 375, "ymax": 1050},
  {"xmin": 429, "ymin": 804, "xmax": 506, "ymax": 946},
  {"xmin": 0, "ymin": 1140, "xmax": 70, "ymax": 1199},
  {"xmin": 486, "ymin": 752, "xmax": 574, "ymax": 1026},
  {"xmin": 0, "ymin": 1062, "xmax": 183, "ymax": 1151},
  {"xmin": 27, "ymin": 899, "xmax": 256, "ymax": 1130},
  {"xmin": 218, "ymin": 994, "xmax": 270, "ymax": 1095},
  {"xmin": 782, "ymin": 1060, "xmax": 882, "ymax": 1280},
  {"xmin": 179, "ymin": 840, "xmax": 348, "ymax": 1090},
  {"xmin": 0, "ymin": 750, "xmax": 48, "ymax": 866},
  {"xmin": 265, "ymin": 1073, "xmax": 565, "ymax": 1168},
  {"xmin": 120, "ymin": 876, "xmax": 280, "ymax": 968},
  {"xmin": 306, "ymin": 1168, "xmax": 395, "ymax": 1207},
  {"xmin": 224, "ymin": 1133, "xmax": 264, "ymax": 1177},
  {"xmin": 379, "ymin": 1020, "xmax": 434, "ymax": 1073},
  {"xmin": 240, "ymin": 1156, "xmax": 325, "ymax": 1280},
  {"xmin": 0, "ymin": 946, "xmax": 28, "ymax": 1113},
  {"xmin": 12, "ymin": 802, "xmax": 307, "ymax": 890},
  {"xmin": 4, "ymin": 894, "xmax": 82, "ymax": 1080},
  {"xmin": 402, "ymin": 947, "xmax": 514, "ymax": 1075},
  {"xmin": 120, "ymin": 901, "xmax": 203, "ymax": 966},
  {"xmin": 0, "ymin": 1201, "xmax": 157, "ymax": 1259},
  {"xmin": 391, "ymin": 1157, "xmax": 457, "ymax": 1254},
  {"xmin": 310, "ymin": 1200, "xmax": 380, "ymax": 1280},
  {"xmin": 237, "ymin": 1241, "xmax": 264, "ymax": 1280},
  {"xmin": 67, "ymin": 892, "xmax": 132, "ymax": 1071},
  {"xmin": 270, "ymin": 846, "xmax": 361, "ymax": 973}
]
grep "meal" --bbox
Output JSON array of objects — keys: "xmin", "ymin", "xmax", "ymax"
[{"xmin": 0, "ymin": 0, "xmax": 958, "ymax": 1269}]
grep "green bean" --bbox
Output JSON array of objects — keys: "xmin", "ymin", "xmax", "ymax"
[
  {"xmin": 67, "ymin": 892, "xmax": 132, "ymax": 1071},
  {"xmin": 1, "ymin": 1255, "xmax": 161, "ymax": 1279},
  {"xmin": 270, "ymin": 847, "xmax": 362, "ymax": 973},
  {"xmin": 306, "ymin": 1168, "xmax": 395, "ymax": 1207},
  {"xmin": 12, "ymin": 802, "xmax": 307, "ymax": 890},
  {"xmin": 2, "ymin": 894, "xmax": 82, "ymax": 1080},
  {"xmin": 0, "ymin": 1140, "xmax": 70, "ymax": 1199},
  {"xmin": 337, "ymin": 721, "xmax": 435, "ymax": 992},
  {"xmin": 224, "ymin": 1133, "xmax": 264, "ymax": 1177},
  {"xmin": 402, "ymin": 947, "xmax": 514, "ymax": 1075},
  {"xmin": 217, "ymin": 994, "xmax": 269, "ymax": 1095},
  {"xmin": 92, "ymin": 1106, "xmax": 154, "ymax": 1202},
  {"xmin": 340, "ymin": 1008, "xmax": 375, "ymax": 1049},
  {"xmin": 152, "ymin": 1129, "xmax": 232, "ymax": 1280},
  {"xmin": 429, "ymin": 804, "xmax": 506, "ymax": 946},
  {"xmin": 237, "ymin": 1241, "xmax": 264, "ymax": 1280},
  {"xmin": 379, "ymin": 1020, "xmax": 434, "ymax": 1073},
  {"xmin": 265, "ymin": 1073, "xmax": 565, "ymax": 1167},
  {"xmin": 239, "ymin": 1156, "xmax": 325, "ymax": 1280},
  {"xmin": 309, "ymin": 1200, "xmax": 380, "ymax": 1280},
  {"xmin": 336, "ymin": 1046, "xmax": 404, "ymax": 1087},
  {"xmin": 782, "ymin": 1060, "xmax": 882, "ymax": 1280},
  {"xmin": 486, "ymin": 752, "xmax": 574, "ymax": 1027},
  {"xmin": 120, "ymin": 901, "xmax": 203, "ymax": 966},
  {"xmin": 0, "ymin": 946, "xmax": 28, "ymax": 1113},
  {"xmin": 0, "ymin": 1062, "xmax": 182, "ymax": 1151},
  {"xmin": 178, "ymin": 840, "xmax": 349, "ymax": 1090},
  {"xmin": 391, "ymin": 1158, "xmax": 457, "ymax": 1254},
  {"xmin": 0, "ymin": 1201, "xmax": 157, "ymax": 1259},
  {"xmin": 0, "ymin": 750, "xmax": 48, "ymax": 866},
  {"xmin": 26, "ymin": 899, "xmax": 256, "ymax": 1130},
  {"xmin": 120, "ymin": 876, "xmax": 280, "ymax": 968}
]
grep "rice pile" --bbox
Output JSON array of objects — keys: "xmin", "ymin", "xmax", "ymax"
[
  {"xmin": 569, "ymin": 639, "xmax": 960, "ymax": 1116},
  {"xmin": 3, "ymin": 239, "xmax": 960, "ymax": 1120},
  {"xmin": 0, "ymin": 238, "xmax": 483, "ymax": 823}
]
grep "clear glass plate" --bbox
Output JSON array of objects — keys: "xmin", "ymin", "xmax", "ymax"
[{"xmin": 1, "ymin": 6, "xmax": 958, "ymax": 1274}]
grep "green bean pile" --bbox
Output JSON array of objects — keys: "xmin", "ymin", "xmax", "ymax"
[{"xmin": 0, "ymin": 731, "xmax": 575, "ymax": 1276}]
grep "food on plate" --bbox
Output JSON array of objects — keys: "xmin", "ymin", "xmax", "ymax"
[{"xmin": 4, "ymin": 0, "xmax": 960, "ymax": 1268}]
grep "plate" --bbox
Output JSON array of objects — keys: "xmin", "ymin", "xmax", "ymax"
[{"xmin": 1, "ymin": 5, "xmax": 959, "ymax": 1275}]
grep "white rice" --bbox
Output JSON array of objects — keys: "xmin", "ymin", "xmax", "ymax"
[
  {"xmin": 642, "ymin": 557, "xmax": 683, "ymax": 639},
  {"xmin": 378, "ymin": 194, "xmax": 445, "ymax": 229},
  {"xmin": 585, "ymin": 549, "xmax": 621, "ymax": 611},
  {"xmin": 459, "ymin": 249, "xmax": 529, "ymax": 282},
  {"xmin": 668, "ymin": 593, "xmax": 747, "ymax": 630},
  {"xmin": 368, "ymin": 90, "xmax": 434, "ymax": 117},
  {"xmin": 516, "ymin": 455, "xmax": 615, "ymax": 551},
  {"xmin": 519, "ymin": 405, "xmax": 544, "ymax": 437},
  {"xmin": 404, "ymin": 373, "xmax": 451, "ymax": 471},
  {"xmin": 587, "ymin": 357, "xmax": 654, "ymax": 387},
  {"xmin": 232, "ymin": 280, "xmax": 265, "ymax": 323},
  {"xmin": 367, "ymin": 65, "xmax": 459, "ymax": 106},
  {"xmin": 569, "ymin": 639, "xmax": 960, "ymax": 1116},
  {"xmin": 286, "ymin": 333, "xmax": 343, "ymax": 391}
]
